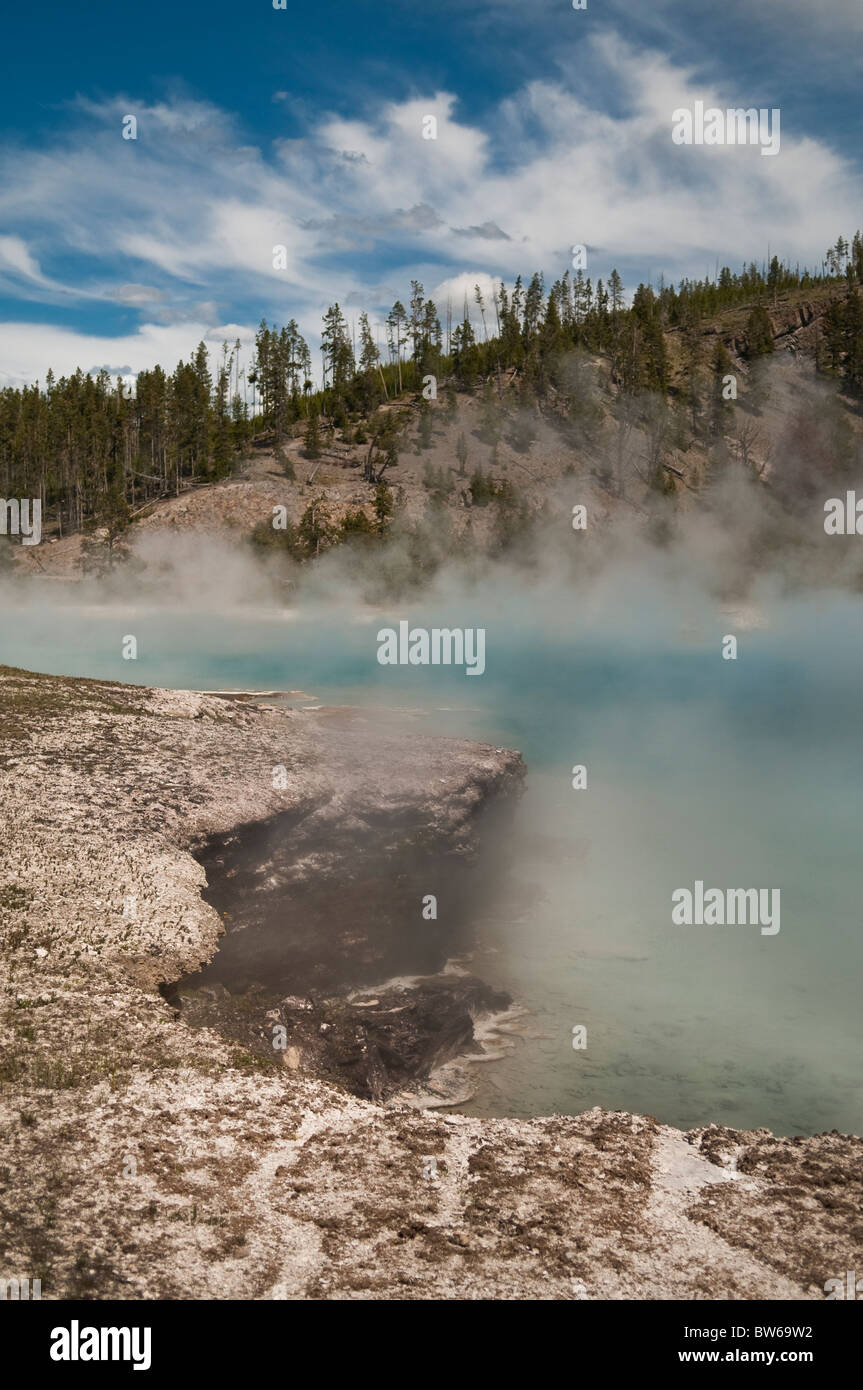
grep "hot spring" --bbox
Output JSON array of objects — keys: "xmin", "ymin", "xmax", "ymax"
[{"xmin": 4, "ymin": 573, "xmax": 861, "ymax": 1136}]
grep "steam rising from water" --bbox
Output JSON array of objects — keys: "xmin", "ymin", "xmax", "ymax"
[{"xmin": 2, "ymin": 433, "xmax": 863, "ymax": 1134}]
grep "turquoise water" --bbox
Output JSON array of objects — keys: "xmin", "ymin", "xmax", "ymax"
[{"xmin": 4, "ymin": 582, "xmax": 862, "ymax": 1135}]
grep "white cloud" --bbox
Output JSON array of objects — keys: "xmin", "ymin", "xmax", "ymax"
[
  {"xmin": 0, "ymin": 37, "xmax": 860, "ymax": 385},
  {"xmin": 0, "ymin": 235, "xmax": 44, "ymax": 281},
  {"xmin": 432, "ymin": 272, "xmax": 502, "ymax": 322},
  {"xmin": 0, "ymin": 320, "xmax": 258, "ymax": 390},
  {"xmin": 107, "ymin": 284, "xmax": 167, "ymax": 305}
]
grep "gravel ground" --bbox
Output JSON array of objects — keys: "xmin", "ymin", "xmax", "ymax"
[{"xmin": 0, "ymin": 666, "xmax": 859, "ymax": 1300}]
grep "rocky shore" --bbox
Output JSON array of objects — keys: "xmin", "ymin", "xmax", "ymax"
[{"xmin": 0, "ymin": 665, "xmax": 860, "ymax": 1300}]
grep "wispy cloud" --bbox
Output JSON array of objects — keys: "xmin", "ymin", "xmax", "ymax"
[{"xmin": 0, "ymin": 30, "xmax": 859, "ymax": 384}]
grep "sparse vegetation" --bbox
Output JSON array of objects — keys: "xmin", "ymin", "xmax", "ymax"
[{"xmin": 3, "ymin": 235, "xmax": 863, "ymax": 553}]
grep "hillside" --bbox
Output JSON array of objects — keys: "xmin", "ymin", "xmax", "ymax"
[{"xmin": 8, "ymin": 281, "xmax": 863, "ymax": 590}]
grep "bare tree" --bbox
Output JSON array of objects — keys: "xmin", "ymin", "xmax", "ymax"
[{"xmin": 733, "ymin": 418, "xmax": 770, "ymax": 477}]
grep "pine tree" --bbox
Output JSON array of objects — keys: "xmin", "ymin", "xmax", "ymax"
[
  {"xmin": 212, "ymin": 346, "xmax": 234, "ymax": 477},
  {"xmin": 321, "ymin": 304, "xmax": 354, "ymax": 396},
  {"xmin": 373, "ymin": 480, "xmax": 394, "ymax": 535},
  {"xmin": 608, "ymin": 269, "xmax": 625, "ymax": 319},
  {"xmin": 79, "ymin": 487, "xmax": 132, "ymax": 575},
  {"xmin": 303, "ymin": 411, "xmax": 322, "ymax": 459},
  {"xmin": 744, "ymin": 306, "xmax": 775, "ymax": 358},
  {"xmin": 522, "ymin": 273, "xmax": 545, "ymax": 341},
  {"xmin": 386, "ymin": 301, "xmax": 407, "ymax": 392},
  {"xmin": 409, "ymin": 281, "xmax": 426, "ymax": 364},
  {"xmin": 340, "ymin": 506, "xmax": 376, "ymax": 541},
  {"xmin": 297, "ymin": 494, "xmax": 337, "ymax": 557},
  {"xmin": 0, "ymin": 234, "xmax": 854, "ymax": 545}
]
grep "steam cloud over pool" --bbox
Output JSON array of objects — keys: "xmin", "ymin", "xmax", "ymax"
[{"xmin": 4, "ymin": 562, "xmax": 861, "ymax": 1137}]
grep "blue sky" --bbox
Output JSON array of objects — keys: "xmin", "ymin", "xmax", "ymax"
[{"xmin": 0, "ymin": 0, "xmax": 861, "ymax": 386}]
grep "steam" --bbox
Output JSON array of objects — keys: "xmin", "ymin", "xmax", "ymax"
[
  {"xmin": 2, "ymin": 355, "xmax": 863, "ymax": 1135},
  {"xmin": 2, "ymin": 351, "xmax": 862, "ymax": 632}
]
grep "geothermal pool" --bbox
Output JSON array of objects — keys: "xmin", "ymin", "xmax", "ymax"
[{"xmin": 4, "ymin": 580, "xmax": 862, "ymax": 1135}]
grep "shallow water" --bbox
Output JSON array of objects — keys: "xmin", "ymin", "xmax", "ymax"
[{"xmin": 4, "ymin": 582, "xmax": 862, "ymax": 1135}]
